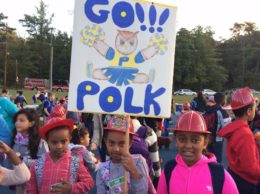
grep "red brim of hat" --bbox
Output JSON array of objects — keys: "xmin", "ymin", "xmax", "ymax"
[
  {"xmin": 222, "ymin": 105, "xmax": 232, "ymax": 110},
  {"xmin": 223, "ymin": 97, "xmax": 257, "ymax": 110},
  {"xmin": 173, "ymin": 128, "xmax": 211, "ymax": 134},
  {"xmin": 104, "ymin": 127, "xmax": 135, "ymax": 135},
  {"xmin": 40, "ymin": 119, "xmax": 74, "ymax": 140}
]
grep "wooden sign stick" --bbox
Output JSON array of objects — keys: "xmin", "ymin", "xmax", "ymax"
[{"xmin": 123, "ymin": 115, "xmax": 130, "ymax": 194}]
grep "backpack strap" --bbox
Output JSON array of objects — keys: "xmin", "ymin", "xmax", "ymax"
[
  {"xmin": 164, "ymin": 159, "xmax": 177, "ymax": 194},
  {"xmin": 216, "ymin": 110, "xmax": 224, "ymax": 142},
  {"xmin": 35, "ymin": 154, "xmax": 46, "ymax": 190},
  {"xmin": 163, "ymin": 160, "xmax": 224, "ymax": 194},
  {"xmin": 208, "ymin": 162, "xmax": 225, "ymax": 194},
  {"xmin": 99, "ymin": 161, "xmax": 111, "ymax": 191},
  {"xmin": 70, "ymin": 153, "xmax": 80, "ymax": 183},
  {"xmin": 216, "ymin": 110, "xmax": 224, "ymax": 131}
]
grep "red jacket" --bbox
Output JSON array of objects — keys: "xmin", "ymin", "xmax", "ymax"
[{"xmin": 218, "ymin": 119, "xmax": 260, "ymax": 185}]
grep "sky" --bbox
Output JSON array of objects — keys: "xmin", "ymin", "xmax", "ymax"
[{"xmin": 1, "ymin": 0, "xmax": 260, "ymax": 40}]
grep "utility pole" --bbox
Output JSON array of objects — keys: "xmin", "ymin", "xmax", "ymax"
[
  {"xmin": 15, "ymin": 59, "xmax": 18, "ymax": 90},
  {"xmin": 3, "ymin": 26, "xmax": 7, "ymax": 89},
  {"xmin": 49, "ymin": 29, "xmax": 54, "ymax": 91},
  {"xmin": 0, "ymin": 23, "xmax": 15, "ymax": 89}
]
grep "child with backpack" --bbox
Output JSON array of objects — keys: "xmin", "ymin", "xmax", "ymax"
[
  {"xmin": 0, "ymin": 140, "xmax": 31, "ymax": 186},
  {"xmin": 15, "ymin": 91, "xmax": 28, "ymax": 109},
  {"xmin": 96, "ymin": 116, "xmax": 154, "ymax": 194},
  {"xmin": 12, "ymin": 109, "xmax": 49, "ymax": 167},
  {"xmin": 129, "ymin": 118, "xmax": 152, "ymax": 173},
  {"xmin": 27, "ymin": 118, "xmax": 94, "ymax": 194},
  {"xmin": 43, "ymin": 93, "xmax": 55, "ymax": 124},
  {"xmin": 70, "ymin": 124, "xmax": 99, "ymax": 173},
  {"xmin": 157, "ymin": 111, "xmax": 238, "ymax": 194},
  {"xmin": 203, "ymin": 92, "xmax": 231, "ymax": 162},
  {"xmin": 131, "ymin": 117, "xmax": 161, "ymax": 188},
  {"xmin": 11, "ymin": 109, "xmax": 49, "ymax": 194},
  {"xmin": 218, "ymin": 87, "xmax": 260, "ymax": 194}
]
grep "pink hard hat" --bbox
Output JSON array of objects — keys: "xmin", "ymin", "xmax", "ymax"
[
  {"xmin": 104, "ymin": 116, "xmax": 135, "ymax": 135},
  {"xmin": 48, "ymin": 104, "xmax": 67, "ymax": 120},
  {"xmin": 174, "ymin": 111, "xmax": 210, "ymax": 134},
  {"xmin": 40, "ymin": 117, "xmax": 73, "ymax": 140},
  {"xmin": 231, "ymin": 87, "xmax": 257, "ymax": 110}
]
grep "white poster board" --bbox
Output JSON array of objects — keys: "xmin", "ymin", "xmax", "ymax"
[{"xmin": 68, "ymin": 0, "xmax": 177, "ymax": 117}]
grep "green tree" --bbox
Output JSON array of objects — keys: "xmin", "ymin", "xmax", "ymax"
[
  {"xmin": 52, "ymin": 31, "xmax": 72, "ymax": 80},
  {"xmin": 19, "ymin": 0, "xmax": 54, "ymax": 78},
  {"xmin": 219, "ymin": 22, "xmax": 260, "ymax": 90},
  {"xmin": 174, "ymin": 26, "xmax": 227, "ymax": 91}
]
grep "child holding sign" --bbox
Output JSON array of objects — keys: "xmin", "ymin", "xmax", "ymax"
[{"xmin": 96, "ymin": 116, "xmax": 152, "ymax": 194}]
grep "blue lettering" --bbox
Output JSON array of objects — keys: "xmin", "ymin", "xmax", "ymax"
[
  {"xmin": 85, "ymin": 0, "xmax": 109, "ymax": 24},
  {"xmin": 112, "ymin": 1, "xmax": 135, "ymax": 28},
  {"xmin": 77, "ymin": 81, "xmax": 100, "ymax": 110},
  {"xmin": 99, "ymin": 87, "xmax": 122, "ymax": 112},
  {"xmin": 76, "ymin": 81, "xmax": 165, "ymax": 116},
  {"xmin": 144, "ymin": 84, "xmax": 166, "ymax": 115},
  {"xmin": 124, "ymin": 87, "xmax": 143, "ymax": 114},
  {"xmin": 118, "ymin": 57, "xmax": 129, "ymax": 66}
]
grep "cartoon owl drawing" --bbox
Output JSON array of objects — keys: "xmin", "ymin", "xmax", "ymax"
[
  {"xmin": 92, "ymin": 30, "xmax": 159, "ymax": 86},
  {"xmin": 115, "ymin": 30, "xmax": 138, "ymax": 55}
]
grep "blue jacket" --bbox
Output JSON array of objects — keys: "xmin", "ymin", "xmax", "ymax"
[{"xmin": 0, "ymin": 98, "xmax": 18, "ymax": 145}]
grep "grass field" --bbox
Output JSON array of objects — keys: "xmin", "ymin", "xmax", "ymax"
[
  {"xmin": 6, "ymin": 89, "xmax": 260, "ymax": 106},
  {"xmin": 8, "ymin": 89, "xmax": 68, "ymax": 104}
]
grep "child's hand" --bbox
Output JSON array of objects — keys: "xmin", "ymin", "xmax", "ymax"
[
  {"xmin": 255, "ymin": 139, "xmax": 260, "ymax": 147},
  {"xmin": 0, "ymin": 141, "xmax": 11, "ymax": 153},
  {"xmin": 90, "ymin": 143, "xmax": 97, "ymax": 151},
  {"xmin": 50, "ymin": 179, "xmax": 72, "ymax": 194},
  {"xmin": 255, "ymin": 138, "xmax": 260, "ymax": 147},
  {"xmin": 255, "ymin": 132, "xmax": 260, "ymax": 147},
  {"xmin": 121, "ymin": 153, "xmax": 141, "ymax": 180}
]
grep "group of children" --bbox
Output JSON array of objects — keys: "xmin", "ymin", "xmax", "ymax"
[
  {"xmin": 0, "ymin": 86, "xmax": 259, "ymax": 194},
  {"xmin": 0, "ymin": 107, "xmax": 97, "ymax": 193}
]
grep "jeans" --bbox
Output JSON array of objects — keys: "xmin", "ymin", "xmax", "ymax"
[{"xmin": 228, "ymin": 168, "xmax": 257, "ymax": 194}]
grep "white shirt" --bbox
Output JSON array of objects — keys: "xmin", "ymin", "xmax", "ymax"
[{"xmin": 0, "ymin": 162, "xmax": 31, "ymax": 186}]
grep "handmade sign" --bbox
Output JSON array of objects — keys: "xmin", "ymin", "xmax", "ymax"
[{"xmin": 68, "ymin": 0, "xmax": 177, "ymax": 117}]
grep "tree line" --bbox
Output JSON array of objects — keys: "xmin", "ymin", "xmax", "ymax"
[{"xmin": 0, "ymin": 1, "xmax": 259, "ymax": 92}]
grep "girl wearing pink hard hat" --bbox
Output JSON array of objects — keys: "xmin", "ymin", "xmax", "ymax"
[{"xmin": 157, "ymin": 111, "xmax": 238, "ymax": 194}]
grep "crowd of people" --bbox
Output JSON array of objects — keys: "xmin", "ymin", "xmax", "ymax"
[{"xmin": 0, "ymin": 87, "xmax": 259, "ymax": 194}]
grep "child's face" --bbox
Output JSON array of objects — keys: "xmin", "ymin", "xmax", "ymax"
[
  {"xmin": 175, "ymin": 131, "xmax": 208, "ymax": 167},
  {"xmin": 15, "ymin": 114, "xmax": 34, "ymax": 135},
  {"xmin": 105, "ymin": 131, "xmax": 129, "ymax": 163},
  {"xmin": 49, "ymin": 95, "xmax": 55, "ymax": 101},
  {"xmin": 80, "ymin": 133, "xmax": 90, "ymax": 147},
  {"xmin": 47, "ymin": 128, "xmax": 71, "ymax": 160},
  {"xmin": 247, "ymin": 101, "xmax": 256, "ymax": 121}
]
